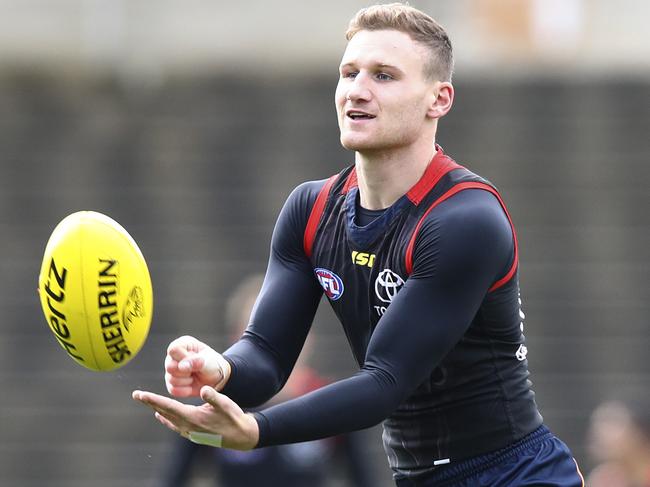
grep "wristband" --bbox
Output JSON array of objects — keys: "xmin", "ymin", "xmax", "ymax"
[{"xmin": 189, "ymin": 431, "xmax": 223, "ymax": 448}]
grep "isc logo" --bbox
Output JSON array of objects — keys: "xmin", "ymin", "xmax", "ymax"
[
  {"xmin": 314, "ymin": 268, "xmax": 344, "ymax": 301},
  {"xmin": 351, "ymin": 251, "xmax": 375, "ymax": 268}
]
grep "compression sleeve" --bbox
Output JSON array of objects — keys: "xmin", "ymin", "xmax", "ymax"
[
  {"xmin": 220, "ymin": 181, "xmax": 325, "ymax": 407},
  {"xmin": 253, "ymin": 189, "xmax": 515, "ymax": 446}
]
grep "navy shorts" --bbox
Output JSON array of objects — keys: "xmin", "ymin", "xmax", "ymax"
[{"xmin": 394, "ymin": 426, "xmax": 584, "ymax": 487}]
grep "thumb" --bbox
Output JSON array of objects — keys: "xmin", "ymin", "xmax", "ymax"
[
  {"xmin": 167, "ymin": 336, "xmax": 205, "ymax": 372},
  {"xmin": 200, "ymin": 385, "xmax": 221, "ymax": 407},
  {"xmin": 178, "ymin": 354, "xmax": 205, "ymax": 373}
]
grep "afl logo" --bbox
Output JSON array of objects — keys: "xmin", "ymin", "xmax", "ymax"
[
  {"xmin": 375, "ymin": 269, "xmax": 405, "ymax": 303},
  {"xmin": 315, "ymin": 268, "xmax": 344, "ymax": 301}
]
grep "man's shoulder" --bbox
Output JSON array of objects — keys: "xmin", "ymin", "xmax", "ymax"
[
  {"xmin": 287, "ymin": 179, "xmax": 332, "ymax": 208},
  {"xmin": 276, "ymin": 178, "xmax": 335, "ymax": 236},
  {"xmin": 418, "ymin": 188, "xmax": 513, "ymax": 246},
  {"xmin": 430, "ymin": 187, "xmax": 507, "ymax": 223},
  {"xmin": 411, "ymin": 188, "xmax": 515, "ymax": 276}
]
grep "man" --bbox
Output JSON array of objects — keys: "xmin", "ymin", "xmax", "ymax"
[{"xmin": 134, "ymin": 4, "xmax": 585, "ymax": 485}]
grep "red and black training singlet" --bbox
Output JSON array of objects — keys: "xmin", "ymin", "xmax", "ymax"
[
  {"xmin": 223, "ymin": 147, "xmax": 543, "ymax": 478},
  {"xmin": 302, "ymin": 148, "xmax": 541, "ymax": 473}
]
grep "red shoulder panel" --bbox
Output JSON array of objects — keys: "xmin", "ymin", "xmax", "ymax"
[
  {"xmin": 404, "ymin": 182, "xmax": 518, "ymax": 293},
  {"xmin": 406, "ymin": 152, "xmax": 462, "ymax": 206},
  {"xmin": 303, "ymin": 175, "xmax": 338, "ymax": 259},
  {"xmin": 341, "ymin": 168, "xmax": 358, "ymax": 195}
]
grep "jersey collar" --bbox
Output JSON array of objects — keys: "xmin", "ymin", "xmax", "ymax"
[
  {"xmin": 340, "ymin": 145, "xmax": 461, "ymax": 207},
  {"xmin": 342, "ymin": 146, "xmax": 461, "ymax": 248}
]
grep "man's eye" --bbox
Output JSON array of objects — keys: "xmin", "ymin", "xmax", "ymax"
[
  {"xmin": 376, "ymin": 73, "xmax": 393, "ymax": 81},
  {"xmin": 342, "ymin": 71, "xmax": 358, "ymax": 79}
]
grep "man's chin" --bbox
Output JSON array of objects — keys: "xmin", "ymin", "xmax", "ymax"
[{"xmin": 340, "ymin": 137, "xmax": 381, "ymax": 152}]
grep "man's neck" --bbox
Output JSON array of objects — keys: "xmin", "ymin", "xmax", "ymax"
[{"xmin": 355, "ymin": 143, "xmax": 437, "ymax": 210}]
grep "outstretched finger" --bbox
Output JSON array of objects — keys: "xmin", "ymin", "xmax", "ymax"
[
  {"xmin": 155, "ymin": 411, "xmax": 182, "ymax": 434},
  {"xmin": 132, "ymin": 390, "xmax": 190, "ymax": 418},
  {"xmin": 154, "ymin": 410, "xmax": 191, "ymax": 438}
]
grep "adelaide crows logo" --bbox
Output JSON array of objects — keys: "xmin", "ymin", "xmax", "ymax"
[{"xmin": 315, "ymin": 268, "xmax": 344, "ymax": 301}]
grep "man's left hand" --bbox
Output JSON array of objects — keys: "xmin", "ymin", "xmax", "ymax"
[{"xmin": 132, "ymin": 386, "xmax": 259, "ymax": 450}]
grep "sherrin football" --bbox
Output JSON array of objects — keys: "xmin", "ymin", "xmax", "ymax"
[{"xmin": 38, "ymin": 211, "xmax": 153, "ymax": 371}]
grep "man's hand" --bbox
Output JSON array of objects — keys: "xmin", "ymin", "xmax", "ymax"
[
  {"xmin": 164, "ymin": 335, "xmax": 231, "ymax": 397},
  {"xmin": 132, "ymin": 386, "xmax": 259, "ymax": 450}
]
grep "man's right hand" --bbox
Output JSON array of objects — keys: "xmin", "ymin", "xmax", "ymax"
[{"xmin": 164, "ymin": 335, "xmax": 231, "ymax": 397}]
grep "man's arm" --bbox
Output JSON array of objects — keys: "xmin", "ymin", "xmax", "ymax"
[{"xmin": 219, "ymin": 180, "xmax": 325, "ymax": 406}]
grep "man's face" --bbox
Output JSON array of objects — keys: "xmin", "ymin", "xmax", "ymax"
[{"xmin": 335, "ymin": 29, "xmax": 437, "ymax": 154}]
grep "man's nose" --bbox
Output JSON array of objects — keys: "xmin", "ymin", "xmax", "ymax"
[{"xmin": 346, "ymin": 73, "xmax": 372, "ymax": 102}]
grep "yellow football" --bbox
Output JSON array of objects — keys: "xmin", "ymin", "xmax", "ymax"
[{"xmin": 38, "ymin": 211, "xmax": 153, "ymax": 371}]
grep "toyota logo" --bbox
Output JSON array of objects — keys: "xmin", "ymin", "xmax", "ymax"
[{"xmin": 374, "ymin": 269, "xmax": 405, "ymax": 303}]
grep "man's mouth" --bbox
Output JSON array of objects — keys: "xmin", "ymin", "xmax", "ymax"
[{"xmin": 346, "ymin": 110, "xmax": 376, "ymax": 121}]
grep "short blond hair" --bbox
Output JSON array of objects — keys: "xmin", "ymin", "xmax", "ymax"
[{"xmin": 345, "ymin": 3, "xmax": 454, "ymax": 82}]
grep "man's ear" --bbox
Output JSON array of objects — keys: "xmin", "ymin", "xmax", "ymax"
[{"xmin": 427, "ymin": 81, "xmax": 454, "ymax": 119}]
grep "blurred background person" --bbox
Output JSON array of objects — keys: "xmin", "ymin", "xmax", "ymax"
[
  {"xmin": 158, "ymin": 274, "xmax": 376, "ymax": 487},
  {"xmin": 586, "ymin": 395, "xmax": 650, "ymax": 487}
]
